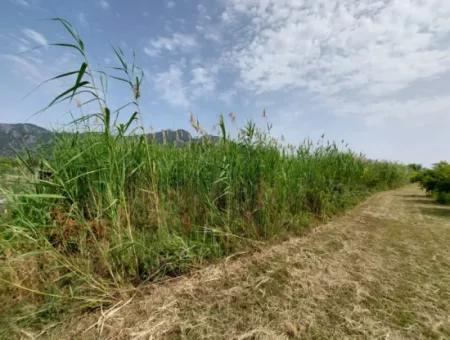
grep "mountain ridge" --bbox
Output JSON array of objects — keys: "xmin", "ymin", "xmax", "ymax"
[
  {"xmin": 0, "ymin": 123, "xmax": 217, "ymax": 157},
  {"xmin": 0, "ymin": 123, "xmax": 53, "ymax": 157}
]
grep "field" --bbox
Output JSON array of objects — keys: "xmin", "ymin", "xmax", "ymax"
[
  {"xmin": 48, "ymin": 185, "xmax": 450, "ymax": 339},
  {"xmin": 0, "ymin": 19, "xmax": 432, "ymax": 338},
  {"xmin": 0, "ymin": 125, "xmax": 409, "ymax": 335}
]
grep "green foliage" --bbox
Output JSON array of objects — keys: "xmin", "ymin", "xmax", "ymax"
[
  {"xmin": 0, "ymin": 131, "xmax": 409, "ymax": 324},
  {"xmin": 0, "ymin": 157, "xmax": 21, "ymax": 194},
  {"xmin": 407, "ymin": 163, "xmax": 423, "ymax": 172},
  {"xmin": 0, "ymin": 157, "xmax": 18, "ymax": 173},
  {"xmin": 413, "ymin": 162, "xmax": 450, "ymax": 203},
  {"xmin": 0, "ymin": 18, "xmax": 410, "ymax": 334}
]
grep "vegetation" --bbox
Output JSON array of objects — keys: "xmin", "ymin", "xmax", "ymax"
[
  {"xmin": 412, "ymin": 162, "xmax": 450, "ymax": 204},
  {"xmin": 0, "ymin": 19, "xmax": 409, "ymax": 335},
  {"xmin": 0, "ymin": 157, "xmax": 19, "ymax": 192},
  {"xmin": 0, "ymin": 157, "xmax": 18, "ymax": 173},
  {"xmin": 48, "ymin": 186, "xmax": 450, "ymax": 339},
  {"xmin": 407, "ymin": 163, "xmax": 423, "ymax": 173}
]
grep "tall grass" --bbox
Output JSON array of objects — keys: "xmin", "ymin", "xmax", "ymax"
[{"xmin": 0, "ymin": 19, "xmax": 409, "ymax": 334}]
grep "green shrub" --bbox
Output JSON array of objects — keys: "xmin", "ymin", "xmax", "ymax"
[
  {"xmin": 414, "ymin": 161, "xmax": 450, "ymax": 203},
  {"xmin": 436, "ymin": 191, "xmax": 450, "ymax": 204}
]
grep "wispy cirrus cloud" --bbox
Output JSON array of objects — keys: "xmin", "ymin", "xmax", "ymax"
[
  {"xmin": 98, "ymin": 0, "xmax": 109, "ymax": 10},
  {"xmin": 144, "ymin": 33, "xmax": 197, "ymax": 57},
  {"xmin": 22, "ymin": 28, "xmax": 47, "ymax": 46},
  {"xmin": 9, "ymin": 0, "xmax": 30, "ymax": 8},
  {"xmin": 2, "ymin": 54, "xmax": 44, "ymax": 84},
  {"xmin": 78, "ymin": 12, "xmax": 88, "ymax": 27}
]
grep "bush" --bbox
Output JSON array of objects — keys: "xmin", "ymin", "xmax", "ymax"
[{"xmin": 413, "ymin": 161, "xmax": 450, "ymax": 203}]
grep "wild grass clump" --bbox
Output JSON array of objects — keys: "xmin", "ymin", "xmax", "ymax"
[
  {"xmin": 0, "ymin": 157, "xmax": 18, "ymax": 172},
  {"xmin": 0, "ymin": 157, "xmax": 19, "ymax": 186},
  {"xmin": 0, "ymin": 19, "xmax": 409, "ymax": 334},
  {"xmin": 412, "ymin": 162, "xmax": 450, "ymax": 204}
]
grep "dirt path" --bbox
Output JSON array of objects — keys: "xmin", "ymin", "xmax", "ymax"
[{"xmin": 52, "ymin": 185, "xmax": 450, "ymax": 339}]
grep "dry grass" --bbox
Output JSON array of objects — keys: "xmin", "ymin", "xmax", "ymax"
[{"xmin": 37, "ymin": 185, "xmax": 450, "ymax": 338}]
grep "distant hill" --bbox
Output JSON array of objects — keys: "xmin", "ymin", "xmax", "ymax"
[
  {"xmin": 147, "ymin": 129, "xmax": 219, "ymax": 145},
  {"xmin": 0, "ymin": 123, "xmax": 53, "ymax": 157},
  {"xmin": 147, "ymin": 129, "xmax": 194, "ymax": 144},
  {"xmin": 0, "ymin": 124, "xmax": 218, "ymax": 158}
]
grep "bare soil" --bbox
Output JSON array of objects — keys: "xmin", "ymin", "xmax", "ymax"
[{"xmin": 49, "ymin": 185, "xmax": 450, "ymax": 339}]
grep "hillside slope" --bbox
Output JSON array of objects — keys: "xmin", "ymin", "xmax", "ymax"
[
  {"xmin": 49, "ymin": 185, "xmax": 450, "ymax": 339},
  {"xmin": 0, "ymin": 123, "xmax": 53, "ymax": 157}
]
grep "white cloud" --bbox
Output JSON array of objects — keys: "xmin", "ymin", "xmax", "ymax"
[
  {"xmin": 221, "ymin": 11, "xmax": 233, "ymax": 23},
  {"xmin": 224, "ymin": 0, "xmax": 450, "ymax": 122},
  {"xmin": 154, "ymin": 65, "xmax": 189, "ymax": 107},
  {"xmin": 218, "ymin": 89, "xmax": 237, "ymax": 105},
  {"xmin": 2, "ymin": 47, "xmax": 80, "ymax": 97},
  {"xmin": 144, "ymin": 33, "xmax": 197, "ymax": 57},
  {"xmin": 335, "ymin": 95, "xmax": 450, "ymax": 126},
  {"xmin": 2, "ymin": 54, "xmax": 44, "ymax": 84},
  {"xmin": 22, "ymin": 28, "xmax": 47, "ymax": 46},
  {"xmin": 78, "ymin": 13, "xmax": 88, "ymax": 27},
  {"xmin": 166, "ymin": 1, "xmax": 175, "ymax": 9},
  {"xmin": 98, "ymin": 0, "xmax": 110, "ymax": 10},
  {"xmin": 190, "ymin": 67, "xmax": 216, "ymax": 97},
  {"xmin": 197, "ymin": 4, "xmax": 211, "ymax": 20},
  {"xmin": 9, "ymin": 0, "xmax": 30, "ymax": 7},
  {"xmin": 153, "ymin": 65, "xmax": 220, "ymax": 106},
  {"xmin": 195, "ymin": 24, "xmax": 222, "ymax": 43}
]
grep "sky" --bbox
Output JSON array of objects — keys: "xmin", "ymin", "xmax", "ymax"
[{"xmin": 1, "ymin": 0, "xmax": 449, "ymax": 165}]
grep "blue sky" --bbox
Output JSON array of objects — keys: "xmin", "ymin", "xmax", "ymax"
[{"xmin": 1, "ymin": 0, "xmax": 449, "ymax": 165}]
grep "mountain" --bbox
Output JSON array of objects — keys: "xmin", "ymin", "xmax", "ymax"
[
  {"xmin": 0, "ymin": 123, "xmax": 53, "ymax": 157},
  {"xmin": 147, "ymin": 129, "xmax": 193, "ymax": 144},
  {"xmin": 146, "ymin": 129, "xmax": 219, "ymax": 145},
  {"xmin": 0, "ymin": 124, "xmax": 219, "ymax": 157}
]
